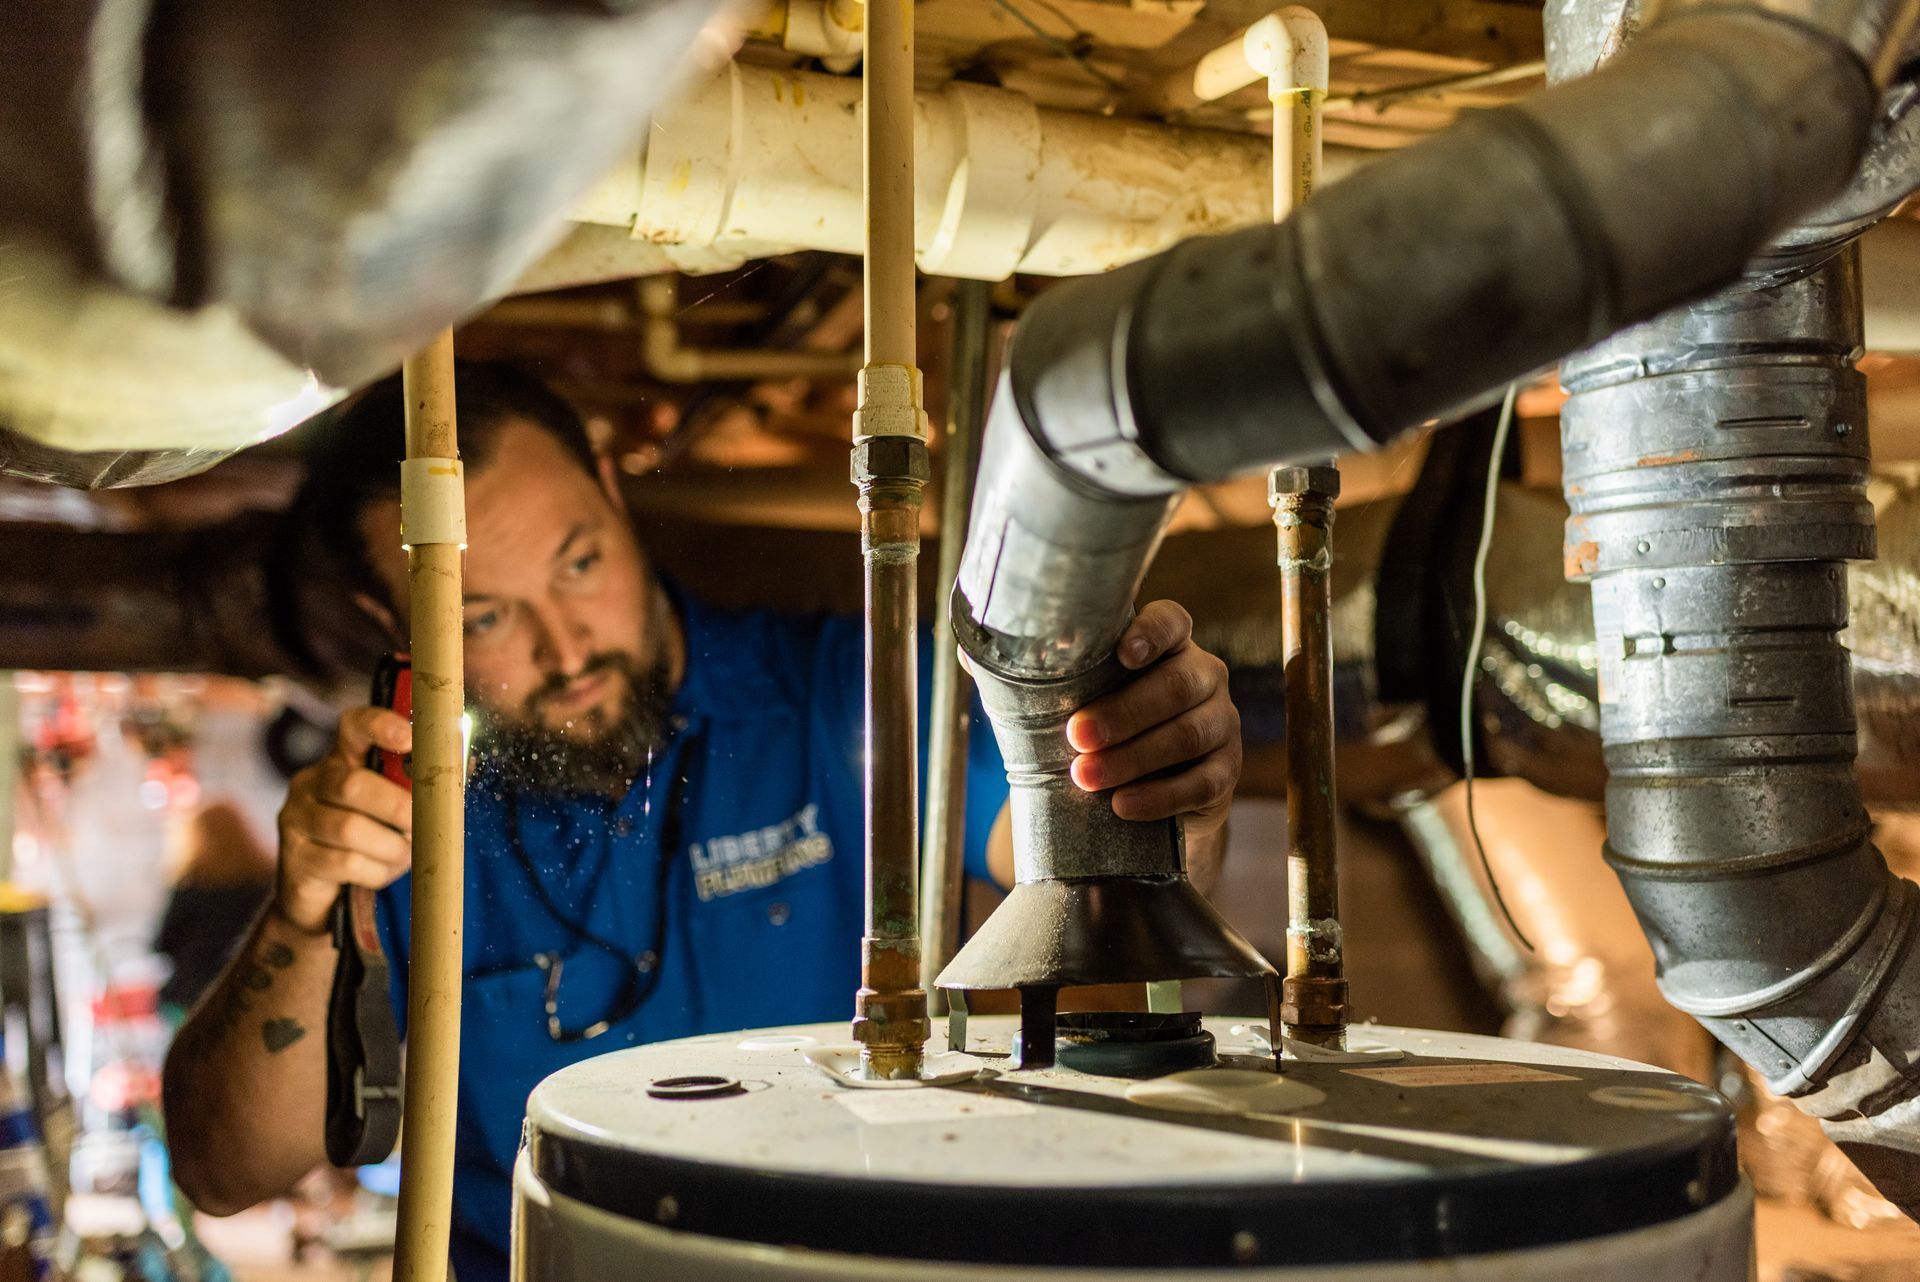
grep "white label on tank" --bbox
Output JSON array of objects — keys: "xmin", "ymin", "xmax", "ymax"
[
  {"xmin": 833, "ymin": 1091, "xmax": 1035, "ymax": 1125},
  {"xmin": 1341, "ymin": 1063, "xmax": 1578, "ymax": 1087}
]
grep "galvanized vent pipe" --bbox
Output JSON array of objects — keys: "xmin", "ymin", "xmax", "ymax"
[
  {"xmin": 938, "ymin": 0, "xmax": 1916, "ymax": 1086},
  {"xmin": 1551, "ymin": 0, "xmax": 1920, "ymax": 1213}
]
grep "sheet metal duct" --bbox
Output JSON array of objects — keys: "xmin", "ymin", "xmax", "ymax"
[
  {"xmin": 939, "ymin": 0, "xmax": 1920, "ymax": 1196},
  {"xmin": 1549, "ymin": 0, "xmax": 1920, "ymax": 1213}
]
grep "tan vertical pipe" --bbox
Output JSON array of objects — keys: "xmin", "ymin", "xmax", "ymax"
[
  {"xmin": 392, "ymin": 330, "xmax": 465, "ymax": 1282},
  {"xmin": 1271, "ymin": 86, "xmax": 1321, "ymax": 214},
  {"xmin": 864, "ymin": 0, "xmax": 915, "ymax": 369},
  {"xmin": 1259, "ymin": 12, "xmax": 1342, "ymax": 1050},
  {"xmin": 850, "ymin": 0, "xmax": 931, "ymax": 1080}
]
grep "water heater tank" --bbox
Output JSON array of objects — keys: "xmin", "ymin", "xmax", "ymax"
[{"xmin": 514, "ymin": 1017, "xmax": 1751, "ymax": 1280}]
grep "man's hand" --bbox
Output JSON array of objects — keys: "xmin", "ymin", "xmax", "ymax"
[
  {"xmin": 1065, "ymin": 601, "xmax": 1241, "ymax": 843},
  {"xmin": 166, "ymin": 706, "xmax": 407, "ymax": 1212},
  {"xmin": 275, "ymin": 707, "xmax": 414, "ymax": 933}
]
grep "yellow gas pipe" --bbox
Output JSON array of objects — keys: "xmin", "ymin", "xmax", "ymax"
[{"xmin": 391, "ymin": 330, "xmax": 466, "ymax": 1282}]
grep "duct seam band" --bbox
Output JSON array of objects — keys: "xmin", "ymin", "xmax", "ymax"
[
  {"xmin": 400, "ymin": 458, "xmax": 467, "ymax": 548},
  {"xmin": 1658, "ymin": 868, "xmax": 1891, "ymax": 1022},
  {"xmin": 1770, "ymin": 879, "xmax": 1916, "ymax": 1097},
  {"xmin": 1602, "ymin": 820, "xmax": 1874, "ymax": 881},
  {"xmin": 1480, "ymin": 107, "xmax": 1624, "ymax": 343}
]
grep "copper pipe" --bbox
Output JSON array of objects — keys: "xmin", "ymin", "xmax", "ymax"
[
  {"xmin": 920, "ymin": 279, "xmax": 993, "ymax": 1010},
  {"xmin": 1273, "ymin": 463, "xmax": 1348, "ymax": 1049},
  {"xmin": 852, "ymin": 441, "xmax": 930, "ymax": 1077},
  {"xmin": 392, "ymin": 330, "xmax": 465, "ymax": 1282}
]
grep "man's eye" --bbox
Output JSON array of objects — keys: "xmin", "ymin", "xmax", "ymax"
[
  {"xmin": 568, "ymin": 550, "xmax": 602, "ymax": 577},
  {"xmin": 464, "ymin": 611, "xmax": 500, "ymax": 637}
]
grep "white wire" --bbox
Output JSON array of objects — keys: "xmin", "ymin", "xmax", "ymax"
[{"xmin": 1461, "ymin": 384, "xmax": 1534, "ymax": 952}]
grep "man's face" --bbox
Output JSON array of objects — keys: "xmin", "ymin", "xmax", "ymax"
[{"xmin": 360, "ymin": 418, "xmax": 679, "ymax": 790}]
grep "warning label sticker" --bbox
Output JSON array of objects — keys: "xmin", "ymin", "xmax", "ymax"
[{"xmin": 1341, "ymin": 1063, "xmax": 1578, "ymax": 1088}]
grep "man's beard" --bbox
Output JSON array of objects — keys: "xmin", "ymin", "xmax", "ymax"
[{"xmin": 470, "ymin": 651, "xmax": 675, "ymax": 797}]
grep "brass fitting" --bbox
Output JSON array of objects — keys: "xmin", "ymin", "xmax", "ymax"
[
  {"xmin": 1281, "ymin": 974, "xmax": 1349, "ymax": 1038},
  {"xmin": 853, "ymin": 937, "xmax": 931, "ymax": 1077}
]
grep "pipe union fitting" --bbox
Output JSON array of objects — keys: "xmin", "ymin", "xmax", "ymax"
[
  {"xmin": 850, "ymin": 436, "xmax": 931, "ymax": 485},
  {"xmin": 852, "ymin": 989, "xmax": 933, "ymax": 1050},
  {"xmin": 1280, "ymin": 975, "xmax": 1349, "ymax": 1029}
]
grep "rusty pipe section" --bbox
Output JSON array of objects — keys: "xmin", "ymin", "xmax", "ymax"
[{"xmin": 1272, "ymin": 464, "xmax": 1347, "ymax": 1047}]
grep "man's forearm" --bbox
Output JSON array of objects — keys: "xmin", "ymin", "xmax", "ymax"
[{"xmin": 162, "ymin": 905, "xmax": 336, "ymax": 1215}]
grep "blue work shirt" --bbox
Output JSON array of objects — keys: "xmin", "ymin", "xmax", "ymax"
[{"xmin": 375, "ymin": 595, "xmax": 1010, "ymax": 1281}]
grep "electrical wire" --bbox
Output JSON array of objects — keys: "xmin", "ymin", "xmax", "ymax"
[
  {"xmin": 987, "ymin": 0, "xmax": 1128, "ymax": 94},
  {"xmin": 1461, "ymin": 385, "xmax": 1534, "ymax": 952}
]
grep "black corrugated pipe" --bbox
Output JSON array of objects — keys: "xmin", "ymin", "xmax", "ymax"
[
  {"xmin": 937, "ymin": 0, "xmax": 1920, "ymax": 1146},
  {"xmin": 1551, "ymin": 0, "xmax": 1920, "ymax": 1215},
  {"xmin": 0, "ymin": 511, "xmax": 386, "ymax": 686}
]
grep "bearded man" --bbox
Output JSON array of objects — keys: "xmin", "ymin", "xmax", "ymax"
[{"xmin": 162, "ymin": 363, "xmax": 1246, "ymax": 1281}]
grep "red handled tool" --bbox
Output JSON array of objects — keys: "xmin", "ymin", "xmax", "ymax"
[{"xmin": 324, "ymin": 655, "xmax": 409, "ymax": 1167}]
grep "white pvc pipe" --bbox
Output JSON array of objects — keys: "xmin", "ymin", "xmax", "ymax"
[
  {"xmin": 1248, "ymin": 10, "xmax": 1329, "ymax": 217},
  {"xmin": 579, "ymin": 61, "xmax": 1309, "ymax": 281}
]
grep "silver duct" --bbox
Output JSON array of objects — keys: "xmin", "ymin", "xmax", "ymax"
[
  {"xmin": 938, "ymin": 1, "xmax": 1912, "ymax": 1007},
  {"xmin": 1551, "ymin": 0, "xmax": 1920, "ymax": 1213}
]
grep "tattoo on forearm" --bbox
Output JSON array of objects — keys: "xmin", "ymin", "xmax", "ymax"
[
  {"xmin": 196, "ymin": 936, "xmax": 308, "ymax": 1053},
  {"xmin": 261, "ymin": 1018, "xmax": 307, "ymax": 1053}
]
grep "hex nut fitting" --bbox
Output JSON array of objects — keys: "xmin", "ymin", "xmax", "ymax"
[
  {"xmin": 1280, "ymin": 975, "xmax": 1349, "ymax": 1030},
  {"xmin": 851, "ymin": 436, "xmax": 932, "ymax": 485},
  {"xmin": 1268, "ymin": 463, "xmax": 1341, "ymax": 503}
]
